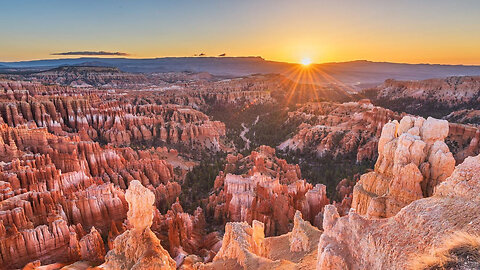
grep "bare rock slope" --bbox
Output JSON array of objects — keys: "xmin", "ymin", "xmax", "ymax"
[{"xmin": 317, "ymin": 116, "xmax": 480, "ymax": 270}]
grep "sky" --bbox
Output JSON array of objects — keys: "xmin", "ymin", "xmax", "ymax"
[{"xmin": 1, "ymin": 0, "xmax": 480, "ymax": 64}]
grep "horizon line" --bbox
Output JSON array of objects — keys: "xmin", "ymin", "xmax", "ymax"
[{"xmin": 1, "ymin": 56, "xmax": 480, "ymax": 67}]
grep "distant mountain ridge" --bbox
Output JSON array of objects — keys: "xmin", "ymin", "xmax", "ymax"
[
  {"xmin": 37, "ymin": 65, "xmax": 122, "ymax": 73},
  {"xmin": 2, "ymin": 57, "xmax": 480, "ymax": 86},
  {"xmin": 27, "ymin": 65, "xmax": 148, "ymax": 87}
]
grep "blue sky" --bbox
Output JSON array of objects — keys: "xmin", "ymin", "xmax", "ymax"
[{"xmin": 1, "ymin": 0, "xmax": 480, "ymax": 64}]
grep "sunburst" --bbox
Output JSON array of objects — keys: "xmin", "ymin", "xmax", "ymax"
[{"xmin": 300, "ymin": 57, "xmax": 312, "ymax": 66}]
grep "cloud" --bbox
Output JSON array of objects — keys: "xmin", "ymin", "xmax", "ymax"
[
  {"xmin": 51, "ymin": 51, "xmax": 130, "ymax": 56},
  {"xmin": 218, "ymin": 53, "xmax": 226, "ymax": 57}
]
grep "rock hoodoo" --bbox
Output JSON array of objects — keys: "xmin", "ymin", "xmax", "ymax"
[
  {"xmin": 3, "ymin": 69, "xmax": 480, "ymax": 269},
  {"xmin": 351, "ymin": 116, "xmax": 456, "ymax": 218},
  {"xmin": 203, "ymin": 211, "xmax": 322, "ymax": 269},
  {"xmin": 207, "ymin": 146, "xmax": 330, "ymax": 235},
  {"xmin": 317, "ymin": 152, "xmax": 480, "ymax": 269},
  {"xmin": 213, "ymin": 220, "xmax": 268, "ymax": 268},
  {"xmin": 100, "ymin": 180, "xmax": 176, "ymax": 269},
  {"xmin": 289, "ymin": 211, "xmax": 309, "ymax": 252}
]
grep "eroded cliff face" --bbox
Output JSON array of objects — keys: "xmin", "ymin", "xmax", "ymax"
[
  {"xmin": 351, "ymin": 116, "xmax": 455, "ymax": 218},
  {"xmin": 207, "ymin": 146, "xmax": 329, "ymax": 236},
  {"xmin": 0, "ymin": 80, "xmax": 72, "ymax": 95},
  {"xmin": 0, "ymin": 98, "xmax": 225, "ymax": 152},
  {"xmin": 279, "ymin": 100, "xmax": 480, "ymax": 166},
  {"xmin": 278, "ymin": 100, "xmax": 401, "ymax": 162},
  {"xmin": 0, "ymin": 80, "xmax": 227, "ymax": 154},
  {"xmin": 316, "ymin": 115, "xmax": 480, "ymax": 269},
  {"xmin": 317, "ymin": 152, "xmax": 480, "ymax": 270},
  {"xmin": 373, "ymin": 76, "xmax": 480, "ymax": 108},
  {"xmin": 100, "ymin": 180, "xmax": 176, "ymax": 269}
]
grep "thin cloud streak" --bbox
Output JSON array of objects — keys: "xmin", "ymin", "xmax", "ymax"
[{"xmin": 51, "ymin": 51, "xmax": 130, "ymax": 56}]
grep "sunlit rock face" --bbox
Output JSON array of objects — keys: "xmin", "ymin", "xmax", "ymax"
[
  {"xmin": 289, "ymin": 211, "xmax": 310, "ymax": 252},
  {"xmin": 207, "ymin": 146, "xmax": 329, "ymax": 236},
  {"xmin": 316, "ymin": 115, "xmax": 478, "ymax": 270},
  {"xmin": 201, "ymin": 210, "xmax": 322, "ymax": 269},
  {"xmin": 100, "ymin": 180, "xmax": 176, "ymax": 269},
  {"xmin": 214, "ymin": 220, "xmax": 268, "ymax": 267},
  {"xmin": 351, "ymin": 115, "xmax": 455, "ymax": 218},
  {"xmin": 317, "ymin": 152, "xmax": 480, "ymax": 270}
]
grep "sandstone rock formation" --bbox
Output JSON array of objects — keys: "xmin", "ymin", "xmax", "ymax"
[
  {"xmin": 0, "ymin": 81, "xmax": 227, "ymax": 152},
  {"xmin": 279, "ymin": 100, "xmax": 480, "ymax": 166},
  {"xmin": 153, "ymin": 200, "xmax": 222, "ymax": 264},
  {"xmin": 0, "ymin": 215, "xmax": 105, "ymax": 269},
  {"xmin": 4, "ymin": 70, "xmax": 480, "ymax": 270},
  {"xmin": 207, "ymin": 146, "xmax": 329, "ymax": 236},
  {"xmin": 214, "ymin": 220, "xmax": 268, "ymax": 268},
  {"xmin": 351, "ymin": 116, "xmax": 456, "ymax": 218},
  {"xmin": 289, "ymin": 211, "xmax": 309, "ymax": 252},
  {"xmin": 446, "ymin": 121, "xmax": 480, "ymax": 163},
  {"xmin": 203, "ymin": 210, "xmax": 322, "ymax": 269},
  {"xmin": 100, "ymin": 180, "xmax": 176, "ymax": 269},
  {"xmin": 317, "ymin": 152, "xmax": 480, "ymax": 270},
  {"xmin": 370, "ymin": 76, "xmax": 480, "ymax": 110},
  {"xmin": 278, "ymin": 100, "xmax": 401, "ymax": 162},
  {"xmin": 78, "ymin": 226, "xmax": 106, "ymax": 264}
]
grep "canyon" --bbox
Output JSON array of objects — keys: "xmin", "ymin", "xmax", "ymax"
[
  {"xmin": 280, "ymin": 99, "xmax": 480, "ymax": 164},
  {"xmin": 0, "ymin": 68, "xmax": 479, "ymax": 270}
]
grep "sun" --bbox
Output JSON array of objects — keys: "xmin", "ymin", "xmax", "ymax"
[{"xmin": 300, "ymin": 57, "xmax": 312, "ymax": 66}]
